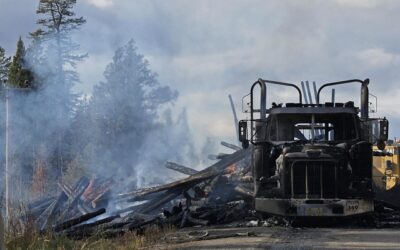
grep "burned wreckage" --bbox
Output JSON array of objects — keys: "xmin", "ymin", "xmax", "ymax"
[
  {"xmin": 238, "ymin": 78, "xmax": 389, "ymax": 217},
  {"xmin": 20, "ymin": 79, "xmax": 395, "ymax": 240}
]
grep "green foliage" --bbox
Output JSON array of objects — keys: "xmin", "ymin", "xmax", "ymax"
[
  {"xmin": 7, "ymin": 37, "xmax": 33, "ymax": 88},
  {"xmin": 0, "ymin": 46, "xmax": 11, "ymax": 82},
  {"xmin": 32, "ymin": 0, "xmax": 87, "ymax": 87},
  {"xmin": 26, "ymin": 30, "xmax": 50, "ymax": 89},
  {"xmin": 36, "ymin": 0, "xmax": 85, "ymax": 33},
  {"xmin": 28, "ymin": 0, "xmax": 88, "ymax": 181},
  {"xmin": 83, "ymin": 40, "xmax": 178, "ymax": 177}
]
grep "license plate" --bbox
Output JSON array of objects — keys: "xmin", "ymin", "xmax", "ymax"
[
  {"xmin": 306, "ymin": 207, "xmax": 324, "ymax": 216},
  {"xmin": 346, "ymin": 201, "xmax": 359, "ymax": 211}
]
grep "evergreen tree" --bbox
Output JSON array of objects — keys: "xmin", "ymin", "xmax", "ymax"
[
  {"xmin": 26, "ymin": 30, "xmax": 50, "ymax": 89},
  {"xmin": 87, "ymin": 40, "xmax": 178, "ymax": 178},
  {"xmin": 7, "ymin": 37, "xmax": 33, "ymax": 88},
  {"xmin": 32, "ymin": 0, "xmax": 86, "ymax": 88},
  {"xmin": 28, "ymin": 0, "xmax": 87, "ymax": 180},
  {"xmin": 0, "ymin": 46, "xmax": 11, "ymax": 82}
]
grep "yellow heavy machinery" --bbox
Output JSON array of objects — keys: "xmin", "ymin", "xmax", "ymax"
[{"xmin": 373, "ymin": 143, "xmax": 400, "ymax": 208}]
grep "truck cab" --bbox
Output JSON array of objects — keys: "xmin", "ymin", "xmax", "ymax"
[{"xmin": 239, "ymin": 78, "xmax": 388, "ymax": 217}]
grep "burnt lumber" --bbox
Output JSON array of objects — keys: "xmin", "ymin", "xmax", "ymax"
[
  {"xmin": 36, "ymin": 199, "xmax": 58, "ymax": 231},
  {"xmin": 58, "ymin": 180, "xmax": 90, "ymax": 221},
  {"xmin": 82, "ymin": 177, "xmax": 114, "ymax": 205},
  {"xmin": 58, "ymin": 182, "xmax": 90, "ymax": 215},
  {"xmin": 208, "ymin": 153, "xmax": 230, "ymax": 160},
  {"xmin": 138, "ymin": 189, "xmax": 183, "ymax": 214},
  {"xmin": 64, "ymin": 215, "xmax": 120, "ymax": 239},
  {"xmin": 26, "ymin": 198, "xmax": 55, "ymax": 219},
  {"xmin": 221, "ymin": 141, "xmax": 242, "ymax": 151},
  {"xmin": 117, "ymin": 147, "xmax": 251, "ymax": 201},
  {"xmin": 165, "ymin": 161, "xmax": 199, "ymax": 175},
  {"xmin": 24, "ymin": 145, "xmax": 257, "ymax": 240},
  {"xmin": 53, "ymin": 208, "xmax": 106, "ymax": 232},
  {"xmin": 28, "ymin": 197, "xmax": 56, "ymax": 211}
]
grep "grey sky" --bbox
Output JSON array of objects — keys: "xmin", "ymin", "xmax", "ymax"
[{"xmin": 1, "ymin": 0, "xmax": 400, "ymax": 146}]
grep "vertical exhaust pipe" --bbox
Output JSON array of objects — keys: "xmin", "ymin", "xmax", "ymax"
[
  {"xmin": 251, "ymin": 79, "xmax": 269, "ymax": 195},
  {"xmin": 258, "ymin": 79, "xmax": 267, "ymax": 119},
  {"xmin": 361, "ymin": 78, "xmax": 369, "ymax": 119},
  {"xmin": 250, "ymin": 79, "xmax": 267, "ymax": 120}
]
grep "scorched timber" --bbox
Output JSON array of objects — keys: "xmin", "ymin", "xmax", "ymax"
[
  {"xmin": 53, "ymin": 208, "xmax": 106, "ymax": 232},
  {"xmin": 58, "ymin": 182, "xmax": 90, "ymax": 215},
  {"xmin": 165, "ymin": 161, "xmax": 199, "ymax": 175},
  {"xmin": 64, "ymin": 215, "xmax": 120, "ymax": 239},
  {"xmin": 221, "ymin": 141, "xmax": 242, "ymax": 151},
  {"xmin": 117, "ymin": 147, "xmax": 251, "ymax": 200}
]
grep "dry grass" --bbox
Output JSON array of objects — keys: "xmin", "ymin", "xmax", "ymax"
[{"xmin": 5, "ymin": 223, "xmax": 175, "ymax": 250}]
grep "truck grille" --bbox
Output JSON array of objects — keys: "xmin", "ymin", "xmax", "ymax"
[{"xmin": 290, "ymin": 161, "xmax": 337, "ymax": 199}]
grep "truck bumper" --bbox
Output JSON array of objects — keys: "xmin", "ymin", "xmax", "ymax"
[{"xmin": 255, "ymin": 198, "xmax": 374, "ymax": 217}]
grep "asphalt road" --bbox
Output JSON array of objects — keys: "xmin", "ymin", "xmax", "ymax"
[{"xmin": 163, "ymin": 226, "xmax": 400, "ymax": 249}]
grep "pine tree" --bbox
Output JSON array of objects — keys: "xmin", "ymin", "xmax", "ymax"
[
  {"xmin": 0, "ymin": 46, "xmax": 11, "ymax": 83},
  {"xmin": 32, "ymin": 0, "xmax": 86, "ymax": 88},
  {"xmin": 87, "ymin": 40, "xmax": 178, "ymax": 178},
  {"xmin": 29, "ymin": 0, "xmax": 87, "ymax": 180},
  {"xmin": 7, "ymin": 37, "xmax": 33, "ymax": 88},
  {"xmin": 26, "ymin": 30, "xmax": 50, "ymax": 89}
]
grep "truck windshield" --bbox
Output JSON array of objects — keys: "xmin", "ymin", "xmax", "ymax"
[{"xmin": 266, "ymin": 113, "xmax": 359, "ymax": 142}]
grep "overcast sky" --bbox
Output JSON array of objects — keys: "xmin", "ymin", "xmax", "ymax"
[{"xmin": 1, "ymin": 0, "xmax": 400, "ymax": 146}]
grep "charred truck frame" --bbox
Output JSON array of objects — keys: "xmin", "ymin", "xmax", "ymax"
[{"xmin": 239, "ymin": 79, "xmax": 389, "ymax": 217}]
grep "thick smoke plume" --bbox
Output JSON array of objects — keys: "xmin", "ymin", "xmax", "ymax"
[{"xmin": 0, "ymin": 38, "xmax": 201, "ymax": 206}]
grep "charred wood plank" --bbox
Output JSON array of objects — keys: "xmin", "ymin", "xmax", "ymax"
[
  {"xmin": 137, "ymin": 189, "xmax": 183, "ymax": 214},
  {"xmin": 28, "ymin": 197, "xmax": 56, "ymax": 210},
  {"xmin": 208, "ymin": 153, "xmax": 230, "ymax": 160},
  {"xmin": 91, "ymin": 190, "xmax": 111, "ymax": 209},
  {"xmin": 117, "ymin": 175, "xmax": 208, "ymax": 201},
  {"xmin": 46, "ymin": 187, "xmax": 69, "ymax": 221},
  {"xmin": 64, "ymin": 215, "xmax": 120, "ymax": 238},
  {"xmin": 125, "ymin": 190, "xmax": 166, "ymax": 203},
  {"xmin": 73, "ymin": 176, "xmax": 90, "ymax": 192},
  {"xmin": 53, "ymin": 208, "xmax": 106, "ymax": 232},
  {"xmin": 58, "ymin": 180, "xmax": 90, "ymax": 221},
  {"xmin": 118, "ymin": 147, "xmax": 251, "ymax": 200},
  {"xmin": 165, "ymin": 161, "xmax": 199, "ymax": 175},
  {"xmin": 221, "ymin": 141, "xmax": 242, "ymax": 151},
  {"xmin": 71, "ymin": 214, "xmax": 119, "ymax": 232},
  {"xmin": 40, "ymin": 182, "xmax": 79, "ymax": 230},
  {"xmin": 36, "ymin": 199, "xmax": 57, "ymax": 231},
  {"xmin": 115, "ymin": 190, "xmax": 182, "ymax": 221},
  {"xmin": 58, "ymin": 182, "xmax": 91, "ymax": 215},
  {"xmin": 27, "ymin": 198, "xmax": 55, "ymax": 219},
  {"xmin": 82, "ymin": 177, "xmax": 114, "ymax": 203}
]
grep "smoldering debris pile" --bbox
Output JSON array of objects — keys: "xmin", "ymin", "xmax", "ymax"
[
  {"xmin": 22, "ymin": 142, "xmax": 256, "ymax": 239},
  {"xmin": 24, "ymin": 176, "xmax": 115, "ymax": 232}
]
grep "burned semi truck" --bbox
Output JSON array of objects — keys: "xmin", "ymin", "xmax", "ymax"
[{"xmin": 239, "ymin": 79, "xmax": 389, "ymax": 217}]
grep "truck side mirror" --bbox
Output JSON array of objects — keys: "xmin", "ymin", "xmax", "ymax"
[
  {"xmin": 238, "ymin": 120, "xmax": 249, "ymax": 148},
  {"xmin": 376, "ymin": 118, "xmax": 389, "ymax": 150},
  {"xmin": 379, "ymin": 118, "xmax": 389, "ymax": 141}
]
